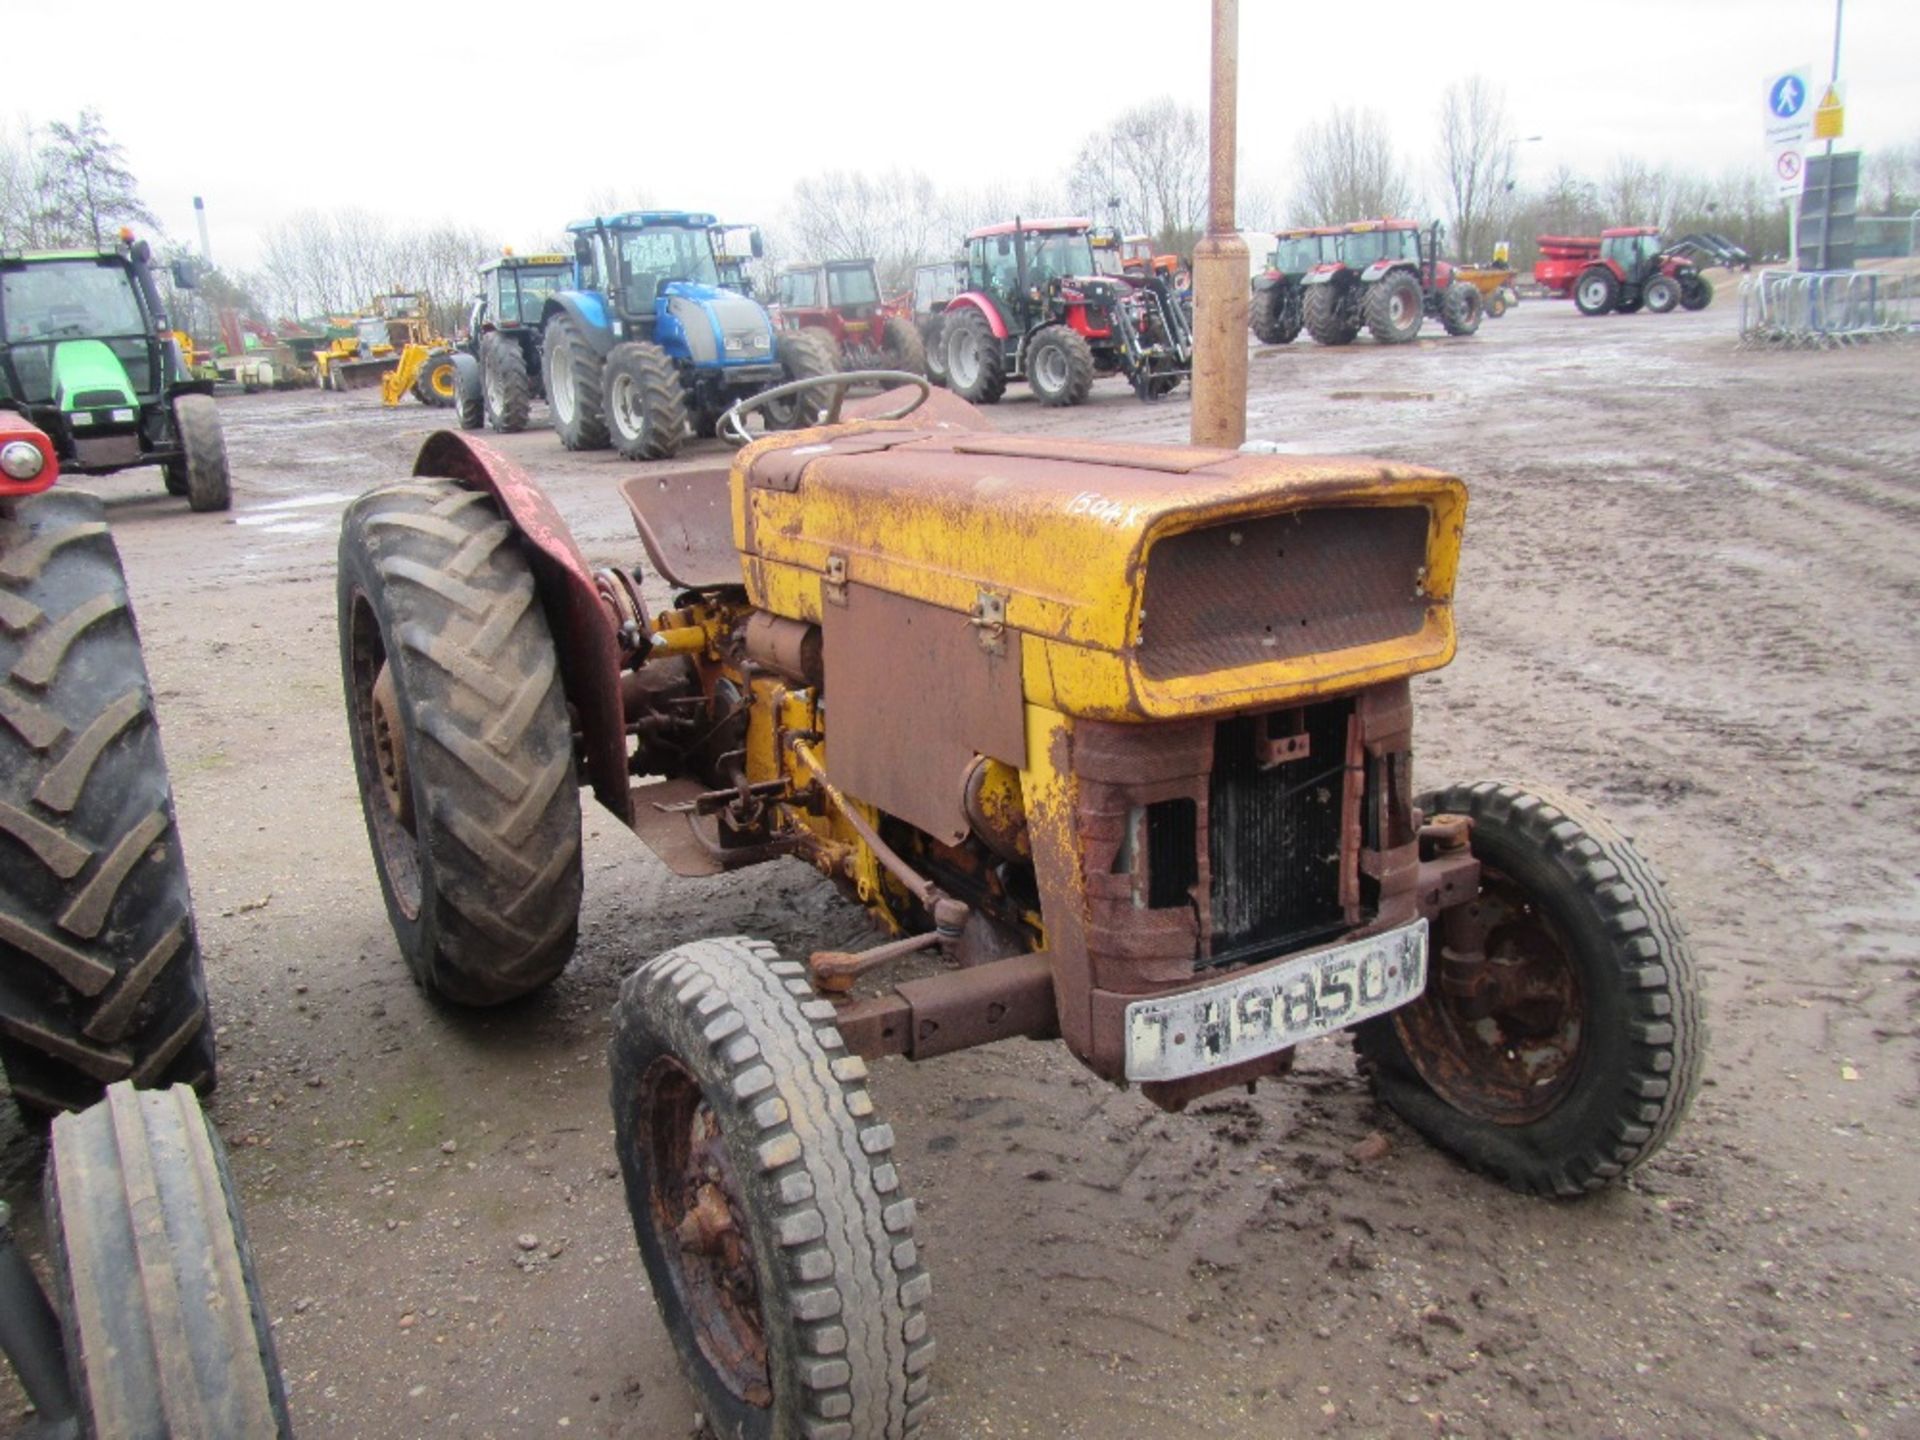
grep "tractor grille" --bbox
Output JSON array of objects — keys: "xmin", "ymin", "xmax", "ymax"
[
  {"xmin": 1205, "ymin": 702, "xmax": 1352, "ymax": 967},
  {"xmin": 1138, "ymin": 507, "xmax": 1432, "ymax": 680}
]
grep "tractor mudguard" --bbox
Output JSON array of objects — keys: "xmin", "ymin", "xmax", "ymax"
[
  {"xmin": 544, "ymin": 292, "xmax": 617, "ymax": 356},
  {"xmin": 1299, "ymin": 265, "xmax": 1342, "ymax": 287},
  {"xmin": 411, "ymin": 430, "xmax": 630, "ymax": 823},
  {"xmin": 1251, "ymin": 273, "xmax": 1278, "ymax": 294},
  {"xmin": 943, "ymin": 293, "xmax": 1009, "ymax": 339}
]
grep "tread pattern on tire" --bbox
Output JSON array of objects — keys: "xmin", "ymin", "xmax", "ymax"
[
  {"xmin": 605, "ymin": 341, "xmax": 688, "ymax": 460},
  {"xmin": 339, "ymin": 481, "xmax": 582, "ymax": 1004},
  {"xmin": 879, "ymin": 315, "xmax": 927, "ymax": 377},
  {"xmin": 614, "ymin": 936, "xmax": 934, "ymax": 1439},
  {"xmin": 767, "ymin": 329, "xmax": 840, "ymax": 430},
  {"xmin": 1357, "ymin": 780, "xmax": 1706, "ymax": 1197},
  {"xmin": 545, "ymin": 316, "xmax": 609, "ymax": 451},
  {"xmin": 174, "ymin": 395, "xmax": 231, "ymax": 513},
  {"xmin": 1303, "ymin": 282, "xmax": 1358, "ymax": 346},
  {"xmin": 48, "ymin": 1081, "xmax": 291, "ymax": 1438},
  {"xmin": 0, "ymin": 491, "xmax": 214, "ymax": 1116},
  {"xmin": 455, "ymin": 348, "xmax": 485, "ymax": 431},
  {"xmin": 944, "ymin": 308, "xmax": 1006, "ymax": 403},
  {"xmin": 486, "ymin": 335, "xmax": 534, "ymax": 433},
  {"xmin": 1440, "ymin": 282, "xmax": 1483, "ymax": 337},
  {"xmin": 1026, "ymin": 324, "xmax": 1094, "ymax": 407},
  {"xmin": 1364, "ymin": 271, "xmax": 1423, "ymax": 343}
]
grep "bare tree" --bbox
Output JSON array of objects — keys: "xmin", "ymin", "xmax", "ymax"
[
  {"xmin": 1435, "ymin": 78, "xmax": 1514, "ymax": 261},
  {"xmin": 1065, "ymin": 98, "xmax": 1207, "ymax": 252},
  {"xmin": 784, "ymin": 170, "xmax": 944, "ymax": 292},
  {"xmin": 1290, "ymin": 108, "xmax": 1415, "ymax": 226},
  {"xmin": 1863, "ymin": 139, "xmax": 1920, "ymax": 215},
  {"xmin": 39, "ymin": 110, "xmax": 158, "ymax": 248}
]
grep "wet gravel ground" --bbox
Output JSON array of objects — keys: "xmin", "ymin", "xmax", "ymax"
[{"xmin": 3, "ymin": 293, "xmax": 1917, "ymax": 1438}]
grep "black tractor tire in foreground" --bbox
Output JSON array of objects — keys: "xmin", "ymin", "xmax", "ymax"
[
  {"xmin": 943, "ymin": 307, "xmax": 1007, "ymax": 403},
  {"xmin": 337, "ymin": 479, "xmax": 583, "ymax": 1005},
  {"xmin": 921, "ymin": 317, "xmax": 949, "ymax": 387},
  {"xmin": 1643, "ymin": 274, "xmax": 1680, "ymax": 313},
  {"xmin": 611, "ymin": 936, "xmax": 935, "ymax": 1440},
  {"xmin": 0, "ymin": 490, "xmax": 216, "ymax": 1119},
  {"xmin": 1440, "ymin": 282, "xmax": 1484, "ymax": 337},
  {"xmin": 413, "ymin": 354, "xmax": 457, "ymax": 408},
  {"xmin": 1364, "ymin": 271, "xmax": 1424, "ymax": 344},
  {"xmin": 764, "ymin": 330, "xmax": 839, "ymax": 431},
  {"xmin": 1354, "ymin": 781, "xmax": 1705, "ymax": 1197},
  {"xmin": 167, "ymin": 394, "xmax": 232, "ymax": 513},
  {"xmin": 1024, "ymin": 324, "xmax": 1094, "ymax": 407},
  {"xmin": 543, "ymin": 315, "xmax": 610, "ymax": 451},
  {"xmin": 1250, "ymin": 285, "xmax": 1301, "ymax": 345},
  {"xmin": 484, "ymin": 337, "xmax": 535, "ymax": 433},
  {"xmin": 605, "ymin": 342, "xmax": 689, "ymax": 461},
  {"xmin": 47, "ymin": 1081, "xmax": 293, "ymax": 1437},
  {"xmin": 879, "ymin": 315, "xmax": 928, "ymax": 377},
  {"xmin": 1303, "ymin": 282, "xmax": 1361, "ymax": 346},
  {"xmin": 1679, "ymin": 273, "xmax": 1714, "ymax": 311},
  {"xmin": 453, "ymin": 350, "xmax": 485, "ymax": 431},
  {"xmin": 1573, "ymin": 266, "xmax": 1619, "ymax": 316}
]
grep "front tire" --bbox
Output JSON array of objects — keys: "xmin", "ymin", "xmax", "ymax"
[
  {"xmin": 763, "ymin": 330, "xmax": 838, "ymax": 431},
  {"xmin": 921, "ymin": 317, "xmax": 948, "ymax": 387},
  {"xmin": 414, "ymin": 353, "xmax": 457, "ymax": 408},
  {"xmin": 1303, "ymin": 282, "xmax": 1360, "ymax": 345},
  {"xmin": 1643, "ymin": 274, "xmax": 1680, "ymax": 313},
  {"xmin": 0, "ymin": 491, "xmax": 216, "ymax": 1118},
  {"xmin": 454, "ymin": 350, "xmax": 484, "ymax": 431},
  {"xmin": 1355, "ymin": 782, "xmax": 1705, "ymax": 1197},
  {"xmin": 1573, "ymin": 266, "xmax": 1618, "ymax": 316},
  {"xmin": 605, "ymin": 342, "xmax": 689, "ymax": 460},
  {"xmin": 543, "ymin": 315, "xmax": 609, "ymax": 451},
  {"xmin": 611, "ymin": 936, "xmax": 935, "ymax": 1440},
  {"xmin": 1024, "ymin": 324, "xmax": 1093, "ymax": 406},
  {"xmin": 485, "ymin": 336, "xmax": 535, "ymax": 433},
  {"xmin": 1364, "ymin": 271, "xmax": 1424, "ymax": 343},
  {"xmin": 880, "ymin": 315, "xmax": 927, "ymax": 376},
  {"xmin": 337, "ymin": 479, "xmax": 583, "ymax": 1005},
  {"xmin": 169, "ymin": 394, "xmax": 231, "ymax": 512},
  {"xmin": 943, "ymin": 307, "xmax": 1006, "ymax": 403},
  {"xmin": 1679, "ymin": 273, "xmax": 1713, "ymax": 311},
  {"xmin": 48, "ymin": 1082, "xmax": 292, "ymax": 1437},
  {"xmin": 1440, "ymin": 282, "xmax": 1484, "ymax": 337}
]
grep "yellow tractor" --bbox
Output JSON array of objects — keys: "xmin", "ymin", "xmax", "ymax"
[
  {"xmin": 314, "ymin": 292, "xmax": 456, "ymax": 407},
  {"xmin": 336, "ymin": 372, "xmax": 1704, "ymax": 1437}
]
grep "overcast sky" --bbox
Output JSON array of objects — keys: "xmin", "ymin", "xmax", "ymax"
[{"xmin": 9, "ymin": 0, "xmax": 1914, "ymax": 270}]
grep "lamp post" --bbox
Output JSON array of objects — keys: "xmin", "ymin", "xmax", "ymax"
[{"xmin": 1190, "ymin": 0, "xmax": 1248, "ymax": 449}]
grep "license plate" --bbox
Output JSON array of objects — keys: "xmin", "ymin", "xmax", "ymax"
[{"xmin": 1123, "ymin": 919, "xmax": 1428, "ymax": 1082}]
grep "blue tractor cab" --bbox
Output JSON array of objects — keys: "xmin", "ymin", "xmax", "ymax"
[{"xmin": 540, "ymin": 210, "xmax": 834, "ymax": 459}]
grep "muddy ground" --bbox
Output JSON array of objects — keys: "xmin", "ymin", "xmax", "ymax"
[{"xmin": 4, "ymin": 297, "xmax": 1917, "ymax": 1439}]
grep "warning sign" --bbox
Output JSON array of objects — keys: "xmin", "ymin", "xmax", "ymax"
[
  {"xmin": 1813, "ymin": 83, "xmax": 1845, "ymax": 141},
  {"xmin": 1774, "ymin": 148, "xmax": 1805, "ymax": 199}
]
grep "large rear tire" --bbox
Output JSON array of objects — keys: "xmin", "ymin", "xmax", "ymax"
[
  {"xmin": 543, "ymin": 315, "xmax": 609, "ymax": 451},
  {"xmin": 483, "ymin": 336, "xmax": 534, "ymax": 433},
  {"xmin": 763, "ymin": 330, "xmax": 838, "ymax": 431},
  {"xmin": 47, "ymin": 1081, "xmax": 292, "ymax": 1437},
  {"xmin": 1355, "ymin": 782, "xmax": 1704, "ymax": 1197},
  {"xmin": 943, "ymin": 307, "xmax": 1006, "ymax": 403},
  {"xmin": 168, "ymin": 394, "xmax": 231, "ymax": 513},
  {"xmin": 611, "ymin": 936, "xmax": 935, "ymax": 1440},
  {"xmin": 879, "ymin": 316, "xmax": 927, "ymax": 377},
  {"xmin": 1440, "ymin": 282, "xmax": 1484, "ymax": 337},
  {"xmin": 921, "ymin": 317, "xmax": 948, "ymax": 387},
  {"xmin": 1024, "ymin": 324, "xmax": 1094, "ymax": 407},
  {"xmin": 1573, "ymin": 266, "xmax": 1619, "ymax": 316},
  {"xmin": 1250, "ymin": 284, "xmax": 1301, "ymax": 345},
  {"xmin": 1303, "ymin": 281, "xmax": 1360, "ymax": 346},
  {"xmin": 1364, "ymin": 271, "xmax": 1424, "ymax": 343},
  {"xmin": 337, "ymin": 479, "xmax": 582, "ymax": 1005},
  {"xmin": 605, "ymin": 342, "xmax": 689, "ymax": 460},
  {"xmin": 0, "ymin": 491, "xmax": 215, "ymax": 1119}
]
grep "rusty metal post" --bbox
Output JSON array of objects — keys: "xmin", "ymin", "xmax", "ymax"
[{"xmin": 1190, "ymin": 0, "xmax": 1248, "ymax": 449}]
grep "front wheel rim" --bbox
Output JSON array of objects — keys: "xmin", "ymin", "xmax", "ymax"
[
  {"xmin": 549, "ymin": 346, "xmax": 575, "ymax": 421},
  {"xmin": 1033, "ymin": 344, "xmax": 1068, "ymax": 392},
  {"xmin": 642, "ymin": 1058, "xmax": 772, "ymax": 1408},
  {"xmin": 610, "ymin": 372, "xmax": 645, "ymax": 442},
  {"xmin": 950, "ymin": 330, "xmax": 979, "ymax": 388},
  {"xmin": 1580, "ymin": 279, "xmax": 1608, "ymax": 308}
]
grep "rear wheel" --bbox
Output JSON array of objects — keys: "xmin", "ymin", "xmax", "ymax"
[
  {"xmin": 544, "ymin": 315, "xmax": 609, "ymax": 451},
  {"xmin": 1364, "ymin": 271, "xmax": 1424, "ymax": 343},
  {"xmin": 944, "ymin": 307, "xmax": 1007, "ymax": 403},
  {"xmin": 1679, "ymin": 273, "xmax": 1713, "ymax": 311},
  {"xmin": 1643, "ymin": 274, "xmax": 1680, "ymax": 313},
  {"xmin": 168, "ymin": 395, "xmax": 231, "ymax": 512},
  {"xmin": 880, "ymin": 316, "xmax": 927, "ymax": 376},
  {"xmin": 1303, "ymin": 281, "xmax": 1360, "ymax": 345},
  {"xmin": 1573, "ymin": 266, "xmax": 1619, "ymax": 316},
  {"xmin": 763, "ymin": 330, "xmax": 838, "ymax": 431},
  {"xmin": 454, "ymin": 350, "xmax": 484, "ymax": 431},
  {"xmin": 1484, "ymin": 288, "xmax": 1509, "ymax": 319},
  {"xmin": 611, "ymin": 936, "xmax": 935, "ymax": 1440},
  {"xmin": 605, "ymin": 342, "xmax": 689, "ymax": 460},
  {"xmin": 1355, "ymin": 782, "xmax": 1704, "ymax": 1196},
  {"xmin": 1250, "ymin": 285, "xmax": 1301, "ymax": 345},
  {"xmin": 0, "ymin": 491, "xmax": 215, "ymax": 1119},
  {"xmin": 47, "ymin": 1082, "xmax": 292, "ymax": 1437},
  {"xmin": 1440, "ymin": 282, "xmax": 1484, "ymax": 337},
  {"xmin": 1025, "ymin": 324, "xmax": 1094, "ymax": 406},
  {"xmin": 337, "ymin": 479, "xmax": 583, "ymax": 1005},
  {"xmin": 414, "ymin": 353, "xmax": 457, "ymax": 408},
  {"xmin": 921, "ymin": 317, "xmax": 949, "ymax": 386}
]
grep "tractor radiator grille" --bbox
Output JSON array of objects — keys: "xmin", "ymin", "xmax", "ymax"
[
  {"xmin": 1205, "ymin": 702, "xmax": 1352, "ymax": 967},
  {"xmin": 1137, "ymin": 507, "xmax": 1432, "ymax": 680}
]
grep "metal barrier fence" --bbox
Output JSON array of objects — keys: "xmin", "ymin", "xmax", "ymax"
[{"xmin": 1738, "ymin": 268, "xmax": 1920, "ymax": 349}]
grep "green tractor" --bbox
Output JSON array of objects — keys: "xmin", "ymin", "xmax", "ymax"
[{"xmin": 0, "ymin": 233, "xmax": 231, "ymax": 512}]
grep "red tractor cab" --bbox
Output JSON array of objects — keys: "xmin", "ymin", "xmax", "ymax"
[
  {"xmin": 1573, "ymin": 228, "xmax": 1713, "ymax": 316},
  {"xmin": 1300, "ymin": 219, "xmax": 1483, "ymax": 346},
  {"xmin": 941, "ymin": 217, "xmax": 1191, "ymax": 406},
  {"xmin": 771, "ymin": 259, "xmax": 927, "ymax": 375}
]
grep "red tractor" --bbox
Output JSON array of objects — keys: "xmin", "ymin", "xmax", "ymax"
[
  {"xmin": 1300, "ymin": 219, "xmax": 1484, "ymax": 346},
  {"xmin": 1572, "ymin": 228, "xmax": 1714, "ymax": 316},
  {"xmin": 771, "ymin": 259, "xmax": 927, "ymax": 374},
  {"xmin": 940, "ymin": 217, "xmax": 1191, "ymax": 406}
]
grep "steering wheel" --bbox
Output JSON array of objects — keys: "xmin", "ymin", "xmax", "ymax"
[{"xmin": 717, "ymin": 370, "xmax": 931, "ymax": 447}]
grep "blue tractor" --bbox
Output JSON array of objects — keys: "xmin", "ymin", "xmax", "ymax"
[{"xmin": 540, "ymin": 211, "xmax": 834, "ymax": 460}]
